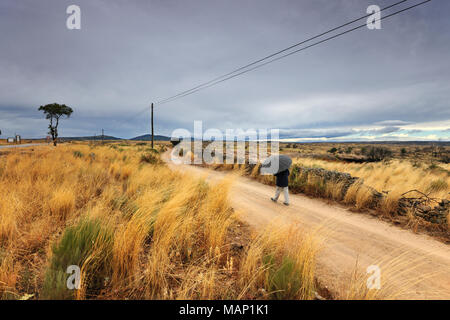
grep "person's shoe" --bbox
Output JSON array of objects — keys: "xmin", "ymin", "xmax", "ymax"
[
  {"xmin": 271, "ymin": 197, "xmax": 277, "ymax": 202},
  {"xmin": 283, "ymin": 202, "xmax": 290, "ymax": 206}
]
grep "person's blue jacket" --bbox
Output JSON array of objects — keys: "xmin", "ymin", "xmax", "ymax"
[{"xmin": 275, "ymin": 169, "xmax": 289, "ymax": 188}]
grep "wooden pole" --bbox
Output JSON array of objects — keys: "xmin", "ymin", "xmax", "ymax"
[{"xmin": 151, "ymin": 103, "xmax": 154, "ymax": 149}]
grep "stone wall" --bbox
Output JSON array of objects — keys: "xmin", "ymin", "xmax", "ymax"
[
  {"xmin": 290, "ymin": 165, "xmax": 449, "ymax": 225},
  {"xmin": 210, "ymin": 162, "xmax": 449, "ymax": 225}
]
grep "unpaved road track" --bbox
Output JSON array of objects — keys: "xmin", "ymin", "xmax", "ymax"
[
  {"xmin": 0, "ymin": 143, "xmax": 45, "ymax": 149},
  {"xmin": 163, "ymin": 152, "xmax": 450, "ymax": 299}
]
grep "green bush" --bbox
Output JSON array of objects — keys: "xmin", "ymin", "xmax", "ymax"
[
  {"xmin": 73, "ymin": 151, "xmax": 83, "ymax": 158},
  {"xmin": 327, "ymin": 147, "xmax": 337, "ymax": 154},
  {"xmin": 361, "ymin": 147, "xmax": 392, "ymax": 161},
  {"xmin": 288, "ymin": 166, "xmax": 307, "ymax": 193},
  {"xmin": 41, "ymin": 218, "xmax": 113, "ymax": 299},
  {"xmin": 263, "ymin": 255, "xmax": 303, "ymax": 300},
  {"xmin": 140, "ymin": 152, "xmax": 161, "ymax": 165}
]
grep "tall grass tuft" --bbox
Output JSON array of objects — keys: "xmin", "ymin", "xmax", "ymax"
[
  {"xmin": 41, "ymin": 218, "xmax": 113, "ymax": 299},
  {"xmin": 238, "ymin": 223, "xmax": 320, "ymax": 300}
]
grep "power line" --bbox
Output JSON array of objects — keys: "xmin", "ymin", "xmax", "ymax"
[
  {"xmin": 112, "ymin": 0, "xmax": 431, "ymax": 137},
  {"xmin": 156, "ymin": 0, "xmax": 431, "ymax": 106},
  {"xmin": 155, "ymin": 0, "xmax": 409, "ymax": 105}
]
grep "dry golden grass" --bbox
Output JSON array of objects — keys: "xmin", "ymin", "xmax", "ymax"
[
  {"xmin": 294, "ymin": 157, "xmax": 450, "ymax": 201},
  {"xmin": 238, "ymin": 222, "xmax": 320, "ymax": 300},
  {"xmin": 0, "ymin": 144, "xmax": 319, "ymax": 300}
]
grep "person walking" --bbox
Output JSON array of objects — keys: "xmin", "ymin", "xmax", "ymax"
[
  {"xmin": 260, "ymin": 154, "xmax": 292, "ymax": 206},
  {"xmin": 271, "ymin": 169, "xmax": 290, "ymax": 205}
]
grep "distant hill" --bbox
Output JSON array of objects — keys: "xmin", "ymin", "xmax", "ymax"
[
  {"xmin": 130, "ymin": 134, "xmax": 171, "ymax": 141},
  {"xmin": 27, "ymin": 134, "xmax": 172, "ymax": 141},
  {"xmin": 61, "ymin": 135, "xmax": 122, "ymax": 141}
]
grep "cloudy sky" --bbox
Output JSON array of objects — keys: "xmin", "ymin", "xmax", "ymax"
[{"xmin": 0, "ymin": 0, "xmax": 449, "ymax": 141}]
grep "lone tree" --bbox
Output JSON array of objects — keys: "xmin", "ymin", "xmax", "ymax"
[{"xmin": 38, "ymin": 103, "xmax": 73, "ymax": 146}]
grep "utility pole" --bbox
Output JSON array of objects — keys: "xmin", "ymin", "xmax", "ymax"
[
  {"xmin": 151, "ymin": 102, "xmax": 154, "ymax": 149},
  {"xmin": 101, "ymin": 128, "xmax": 104, "ymax": 144}
]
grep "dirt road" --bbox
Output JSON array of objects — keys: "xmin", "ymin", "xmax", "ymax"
[
  {"xmin": 163, "ymin": 152, "xmax": 450, "ymax": 299},
  {"xmin": 0, "ymin": 143, "xmax": 45, "ymax": 149}
]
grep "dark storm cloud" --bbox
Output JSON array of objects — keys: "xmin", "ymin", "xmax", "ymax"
[
  {"xmin": 279, "ymin": 125, "xmax": 401, "ymax": 139},
  {"xmin": 374, "ymin": 120, "xmax": 413, "ymax": 126},
  {"xmin": 363, "ymin": 126, "xmax": 400, "ymax": 135},
  {"xmin": 0, "ymin": 0, "xmax": 449, "ymax": 139},
  {"xmin": 279, "ymin": 128, "xmax": 356, "ymax": 139}
]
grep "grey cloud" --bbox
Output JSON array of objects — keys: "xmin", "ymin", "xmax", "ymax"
[
  {"xmin": 373, "ymin": 120, "xmax": 413, "ymax": 126},
  {"xmin": 279, "ymin": 128, "xmax": 355, "ymax": 139},
  {"xmin": 362, "ymin": 126, "xmax": 401, "ymax": 135},
  {"xmin": 0, "ymin": 0, "xmax": 449, "ymax": 139},
  {"xmin": 406, "ymin": 129, "xmax": 423, "ymax": 134}
]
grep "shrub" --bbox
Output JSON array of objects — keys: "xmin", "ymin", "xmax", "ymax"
[
  {"xmin": 158, "ymin": 145, "xmax": 167, "ymax": 153},
  {"xmin": 41, "ymin": 218, "xmax": 113, "ymax": 299},
  {"xmin": 361, "ymin": 147, "xmax": 392, "ymax": 161},
  {"xmin": 263, "ymin": 255, "xmax": 302, "ymax": 300},
  {"xmin": 427, "ymin": 179, "xmax": 448, "ymax": 193},
  {"xmin": 439, "ymin": 155, "xmax": 450, "ymax": 164},
  {"xmin": 328, "ymin": 147, "xmax": 338, "ymax": 154},
  {"xmin": 147, "ymin": 148, "xmax": 159, "ymax": 154},
  {"xmin": 73, "ymin": 151, "xmax": 83, "ymax": 158},
  {"xmin": 140, "ymin": 153, "xmax": 161, "ymax": 165}
]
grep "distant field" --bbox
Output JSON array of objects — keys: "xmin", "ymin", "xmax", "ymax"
[{"xmin": 279, "ymin": 142, "xmax": 450, "ymax": 163}]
